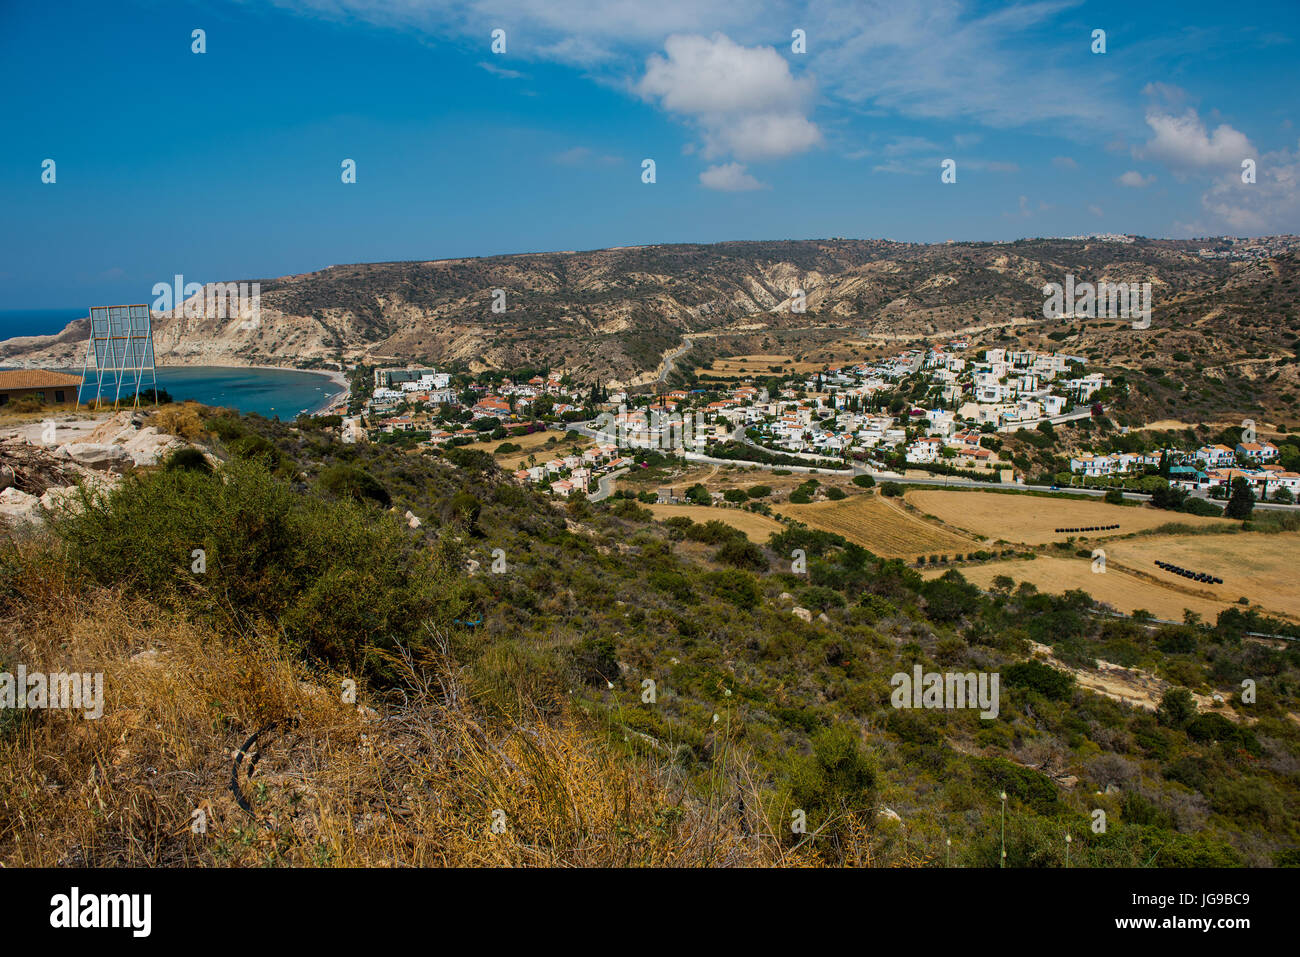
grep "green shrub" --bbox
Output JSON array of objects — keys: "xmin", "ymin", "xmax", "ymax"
[
  {"xmin": 50, "ymin": 458, "xmax": 461, "ymax": 681},
  {"xmin": 713, "ymin": 537, "xmax": 769, "ymax": 571},
  {"xmin": 162, "ymin": 447, "xmax": 212, "ymax": 474},
  {"xmin": 701, "ymin": 569, "xmax": 761, "ymax": 609},
  {"xmin": 1003, "ymin": 659, "xmax": 1074, "ymax": 701},
  {"xmin": 318, "ymin": 464, "xmax": 391, "ymax": 506}
]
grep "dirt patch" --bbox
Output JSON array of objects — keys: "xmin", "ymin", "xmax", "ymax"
[{"xmin": 647, "ymin": 504, "xmax": 786, "ymax": 543}]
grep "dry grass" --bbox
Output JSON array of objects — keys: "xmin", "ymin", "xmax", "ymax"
[
  {"xmin": 149, "ymin": 401, "xmax": 208, "ymax": 441},
  {"xmin": 647, "ymin": 504, "xmax": 787, "ymax": 543},
  {"xmin": 1105, "ymin": 531, "xmax": 1300, "ymax": 621},
  {"xmin": 0, "ymin": 564, "xmax": 854, "ymax": 867},
  {"xmin": 702, "ymin": 354, "xmax": 824, "ymax": 376},
  {"xmin": 460, "ymin": 430, "xmax": 591, "ymax": 471},
  {"xmin": 776, "ymin": 494, "xmax": 974, "ymax": 559},
  {"xmin": 905, "ymin": 489, "xmax": 1231, "ymax": 546},
  {"xmin": 929, "ymin": 556, "xmax": 1231, "ymax": 622}
]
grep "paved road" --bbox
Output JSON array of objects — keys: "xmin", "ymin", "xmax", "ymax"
[
  {"xmin": 656, "ymin": 336, "xmax": 695, "ymax": 385},
  {"xmin": 587, "ymin": 466, "xmax": 629, "ymax": 502}
]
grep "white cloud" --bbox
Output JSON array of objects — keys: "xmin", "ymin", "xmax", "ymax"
[
  {"xmin": 699, "ymin": 162, "xmax": 766, "ymax": 191},
  {"xmin": 478, "ymin": 60, "xmax": 524, "ymax": 79},
  {"xmin": 811, "ymin": 0, "xmax": 1121, "ymax": 133},
  {"xmin": 1118, "ymin": 170, "xmax": 1156, "ymax": 187},
  {"xmin": 637, "ymin": 33, "xmax": 822, "ymax": 161},
  {"xmin": 1187, "ymin": 142, "xmax": 1300, "ymax": 234},
  {"xmin": 883, "ymin": 136, "xmax": 940, "ymax": 156},
  {"xmin": 1138, "ymin": 108, "xmax": 1254, "ymax": 171},
  {"xmin": 1052, "ymin": 156, "xmax": 1078, "ymax": 170}
]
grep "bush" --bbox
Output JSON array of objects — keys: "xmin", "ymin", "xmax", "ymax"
[
  {"xmin": 162, "ymin": 447, "xmax": 212, "ymax": 474},
  {"xmin": 919, "ymin": 571, "xmax": 981, "ymax": 622},
  {"xmin": 701, "ymin": 569, "xmax": 761, "ymax": 609},
  {"xmin": 50, "ymin": 458, "xmax": 461, "ymax": 681},
  {"xmin": 571, "ymin": 635, "xmax": 619, "ymax": 686},
  {"xmin": 1003, "ymin": 659, "xmax": 1074, "ymax": 701},
  {"xmin": 825, "ymin": 486, "xmax": 847, "ymax": 501},
  {"xmin": 746, "ymin": 485, "xmax": 772, "ymax": 499},
  {"xmin": 880, "ymin": 481, "xmax": 904, "ymax": 497},
  {"xmin": 713, "ymin": 537, "xmax": 769, "ymax": 571},
  {"xmin": 783, "ymin": 725, "xmax": 878, "ymax": 843},
  {"xmin": 1103, "ymin": 488, "xmax": 1125, "ymax": 505},
  {"xmin": 1157, "ymin": 688, "xmax": 1197, "ymax": 729},
  {"xmin": 852, "ymin": 475, "xmax": 876, "ymax": 489},
  {"xmin": 318, "ymin": 464, "xmax": 391, "ymax": 506}
]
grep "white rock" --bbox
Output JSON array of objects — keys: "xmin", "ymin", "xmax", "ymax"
[
  {"xmin": 60, "ymin": 442, "xmax": 133, "ymax": 471},
  {"xmin": 404, "ymin": 509, "xmax": 421, "ymax": 529},
  {"xmin": 792, "ymin": 606, "xmax": 812, "ymax": 623},
  {"xmin": 0, "ymin": 487, "xmax": 41, "ymax": 525},
  {"xmin": 877, "ymin": 806, "xmax": 902, "ymax": 824}
]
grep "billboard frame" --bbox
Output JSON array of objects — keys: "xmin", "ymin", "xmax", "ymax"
[{"xmin": 77, "ymin": 304, "xmax": 159, "ymax": 410}]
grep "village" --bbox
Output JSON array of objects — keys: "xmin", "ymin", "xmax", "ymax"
[{"xmin": 347, "ymin": 339, "xmax": 1296, "ymax": 504}]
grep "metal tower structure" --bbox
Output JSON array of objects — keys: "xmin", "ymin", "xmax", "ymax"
[{"xmin": 77, "ymin": 304, "xmax": 158, "ymax": 410}]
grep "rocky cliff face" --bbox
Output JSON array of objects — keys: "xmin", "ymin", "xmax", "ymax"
[{"xmin": 3, "ymin": 237, "xmax": 1296, "ymax": 396}]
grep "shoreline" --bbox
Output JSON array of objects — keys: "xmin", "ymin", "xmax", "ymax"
[
  {"xmin": 250, "ymin": 364, "xmax": 351, "ymax": 415},
  {"xmin": 146, "ymin": 362, "xmax": 351, "ymax": 416},
  {"xmin": 18, "ymin": 361, "xmax": 355, "ymax": 417}
]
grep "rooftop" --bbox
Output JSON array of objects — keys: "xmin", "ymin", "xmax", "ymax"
[{"xmin": 0, "ymin": 370, "xmax": 83, "ymax": 390}]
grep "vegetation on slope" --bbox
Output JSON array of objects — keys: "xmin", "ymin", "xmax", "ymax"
[{"xmin": 2, "ymin": 407, "xmax": 1298, "ymax": 867}]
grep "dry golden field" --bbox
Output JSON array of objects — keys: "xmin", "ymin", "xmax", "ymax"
[
  {"xmin": 775, "ymin": 494, "xmax": 974, "ymax": 559},
  {"xmin": 702, "ymin": 354, "xmax": 825, "ymax": 376},
  {"xmin": 930, "ymin": 556, "xmax": 1233, "ymax": 622},
  {"xmin": 1105, "ymin": 531, "xmax": 1300, "ymax": 620},
  {"xmin": 460, "ymin": 429, "xmax": 591, "ymax": 470},
  {"xmin": 905, "ymin": 489, "xmax": 1232, "ymax": 546},
  {"xmin": 648, "ymin": 504, "xmax": 787, "ymax": 543}
]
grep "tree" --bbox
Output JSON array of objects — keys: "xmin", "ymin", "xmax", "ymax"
[
  {"xmin": 1157, "ymin": 687, "xmax": 1197, "ymax": 729},
  {"xmin": 684, "ymin": 483, "xmax": 711, "ymax": 506},
  {"xmin": 1224, "ymin": 476, "xmax": 1255, "ymax": 520}
]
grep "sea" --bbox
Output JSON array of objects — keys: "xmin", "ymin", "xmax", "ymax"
[{"xmin": 0, "ymin": 309, "xmax": 343, "ymax": 419}]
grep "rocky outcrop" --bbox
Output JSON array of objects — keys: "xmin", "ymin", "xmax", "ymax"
[
  {"xmin": 60, "ymin": 442, "xmax": 134, "ymax": 471},
  {"xmin": 0, "ymin": 410, "xmax": 193, "ymax": 528}
]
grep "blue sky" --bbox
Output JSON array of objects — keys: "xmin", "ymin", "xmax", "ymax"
[{"xmin": 1, "ymin": 0, "xmax": 1298, "ymax": 309}]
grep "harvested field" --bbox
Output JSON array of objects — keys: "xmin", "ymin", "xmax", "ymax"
[
  {"xmin": 648, "ymin": 504, "xmax": 786, "ymax": 543},
  {"xmin": 1105, "ymin": 531, "xmax": 1300, "ymax": 621},
  {"xmin": 775, "ymin": 493, "xmax": 974, "ymax": 559},
  {"xmin": 461, "ymin": 430, "xmax": 591, "ymax": 470},
  {"xmin": 905, "ymin": 488, "xmax": 1231, "ymax": 546},
  {"xmin": 927, "ymin": 556, "xmax": 1231, "ymax": 622},
  {"xmin": 702, "ymin": 354, "xmax": 824, "ymax": 377}
]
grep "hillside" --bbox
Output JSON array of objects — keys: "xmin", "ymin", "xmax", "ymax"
[
  {"xmin": 2, "ymin": 404, "xmax": 1298, "ymax": 867},
  {"xmin": 4, "ymin": 238, "xmax": 1298, "ymax": 421}
]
